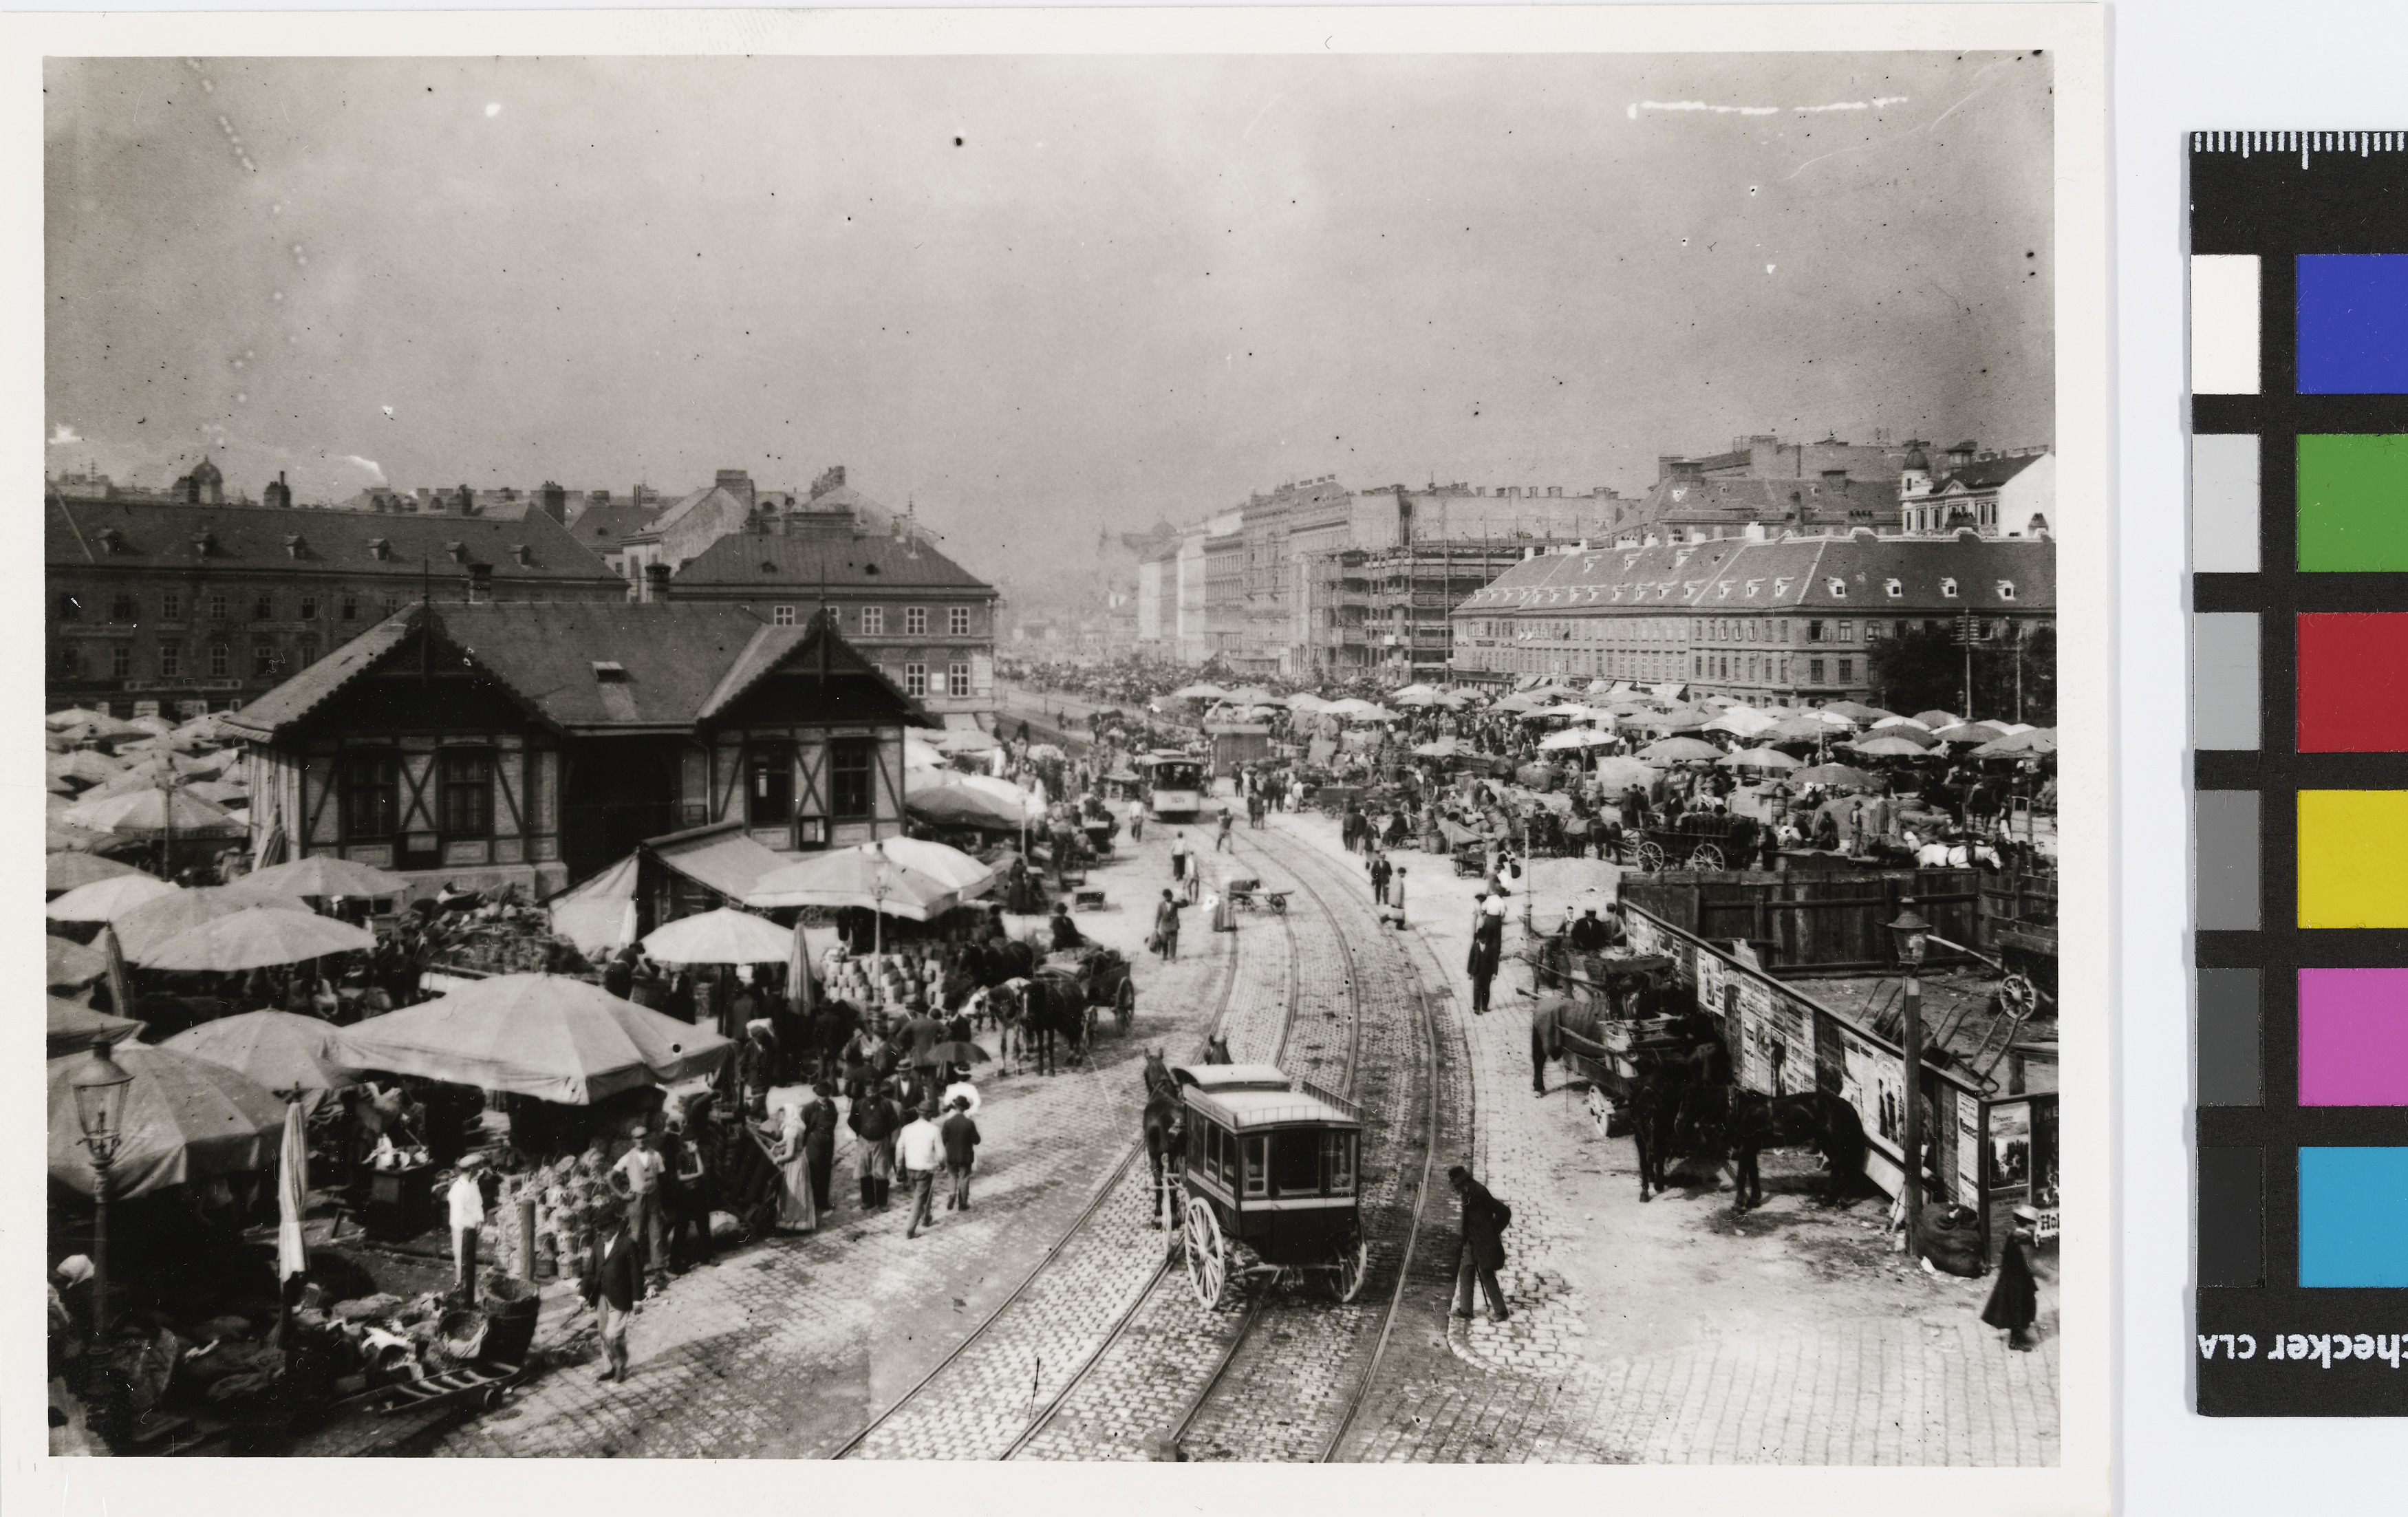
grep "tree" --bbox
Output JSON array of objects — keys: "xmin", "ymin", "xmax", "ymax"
[{"xmin": 1867, "ymin": 622, "xmax": 2055, "ymax": 725}]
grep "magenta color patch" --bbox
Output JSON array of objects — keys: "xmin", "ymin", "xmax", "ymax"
[{"xmin": 2299, "ymin": 968, "xmax": 2408, "ymax": 1106}]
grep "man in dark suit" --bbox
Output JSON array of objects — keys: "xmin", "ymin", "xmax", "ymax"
[
  {"xmin": 1447, "ymin": 1165, "xmax": 1511, "ymax": 1322},
  {"xmin": 578, "ymin": 1206, "xmax": 647, "ymax": 1383}
]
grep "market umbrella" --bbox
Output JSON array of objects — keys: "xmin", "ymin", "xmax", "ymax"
[
  {"xmin": 1168, "ymin": 683, "xmax": 1229, "ymax": 702},
  {"xmin": 47, "ymin": 1042, "xmax": 288, "ymax": 1199},
  {"xmin": 1912, "ymin": 709, "xmax": 1963, "ymax": 729},
  {"xmin": 45, "ymin": 873, "xmax": 181, "ymax": 923},
  {"xmin": 1591, "ymin": 756, "xmax": 1657, "ymax": 790},
  {"xmin": 1767, "ymin": 714, "xmax": 1851, "ymax": 744},
  {"xmin": 61, "ymin": 786, "xmax": 244, "ymax": 839},
  {"xmin": 330, "ymin": 973, "xmax": 735, "ymax": 1104},
  {"xmin": 1538, "ymin": 727, "xmax": 1617, "ymax": 751},
  {"xmin": 874, "ymin": 837, "xmax": 1000, "ymax": 895},
  {"xmin": 742, "ymin": 843, "xmax": 964, "ymax": 921},
  {"xmin": 1873, "ymin": 714, "xmax": 1935, "ymax": 733},
  {"xmin": 1972, "ymin": 728, "xmax": 2058, "ymax": 757},
  {"xmin": 1930, "ymin": 721, "xmax": 2008, "ymax": 744},
  {"xmin": 114, "ymin": 887, "xmax": 316, "ymax": 963},
  {"xmin": 1794, "ymin": 764, "xmax": 1878, "ymax": 790},
  {"xmin": 47, "ymin": 935, "xmax": 106, "ymax": 990},
  {"xmin": 932, "ymin": 727, "xmax": 1002, "ymax": 755},
  {"xmin": 45, "ymin": 774, "xmax": 74, "ymax": 796},
  {"xmin": 184, "ymin": 779, "xmax": 250, "ymax": 806},
  {"xmin": 164, "ymin": 1010, "xmax": 362, "ymax": 1117},
  {"xmin": 1864, "ymin": 722, "xmax": 1939, "ymax": 748},
  {"xmin": 1704, "ymin": 705, "xmax": 1778, "ymax": 738},
  {"xmin": 643, "ymin": 907, "xmax": 795, "ymax": 965},
  {"xmin": 1849, "ymin": 735, "xmax": 1938, "ymax": 760},
  {"xmin": 46, "ymin": 852, "xmax": 147, "ymax": 895},
  {"xmin": 1638, "ymin": 736, "xmax": 1723, "ymax": 764},
  {"xmin": 1821, "ymin": 701, "xmax": 1895, "ymax": 724},
  {"xmin": 46, "ymin": 749, "xmax": 125, "ymax": 787},
  {"xmin": 239, "ymin": 853, "xmax": 412, "ymax": 900},
  {"xmin": 1719, "ymin": 746, "xmax": 1803, "ymax": 770},
  {"xmin": 1283, "ymin": 692, "xmax": 1331, "ymax": 712},
  {"xmin": 79, "ymin": 753, "xmax": 217, "ymax": 799},
  {"xmin": 931, "ymin": 1040, "xmax": 991, "ymax": 1066},
  {"xmin": 142, "ymin": 903, "xmax": 377, "ymax": 972},
  {"xmin": 46, "ymin": 706, "xmax": 114, "ymax": 731},
  {"xmin": 126, "ymin": 715, "xmax": 178, "ymax": 737},
  {"xmin": 48, "ymin": 996, "xmax": 147, "ymax": 1057}
]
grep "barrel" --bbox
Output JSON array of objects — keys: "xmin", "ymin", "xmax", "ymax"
[{"xmin": 477, "ymin": 1275, "xmax": 542, "ymax": 1364}]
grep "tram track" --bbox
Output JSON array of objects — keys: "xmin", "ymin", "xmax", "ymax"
[{"xmin": 829, "ymin": 891, "xmax": 1254, "ymax": 1460}]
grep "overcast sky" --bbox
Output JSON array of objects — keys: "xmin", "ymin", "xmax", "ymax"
[{"xmin": 47, "ymin": 51, "xmax": 2052, "ymax": 596}]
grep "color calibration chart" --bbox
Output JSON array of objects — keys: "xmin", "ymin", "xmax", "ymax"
[{"xmin": 2191, "ymin": 133, "xmax": 2408, "ymax": 1416}]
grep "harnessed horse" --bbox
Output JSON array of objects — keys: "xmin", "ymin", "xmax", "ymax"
[{"xmin": 1141, "ymin": 1049, "xmax": 1185, "ymax": 1229}]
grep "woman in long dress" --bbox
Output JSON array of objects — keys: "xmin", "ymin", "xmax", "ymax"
[{"xmin": 757, "ymin": 1101, "xmax": 817, "ymax": 1234}]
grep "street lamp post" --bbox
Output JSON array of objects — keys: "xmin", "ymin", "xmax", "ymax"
[
  {"xmin": 70, "ymin": 1040, "xmax": 136, "ymax": 1342},
  {"xmin": 1885, "ymin": 901, "xmax": 1930, "ymax": 1260}
]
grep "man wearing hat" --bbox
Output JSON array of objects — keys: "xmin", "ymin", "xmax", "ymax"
[
  {"xmin": 1446, "ymin": 1165, "xmax": 1512, "ymax": 1324},
  {"xmin": 1981, "ymin": 1203, "xmax": 2047, "ymax": 1351},
  {"xmin": 611, "ymin": 1128, "xmax": 669, "ymax": 1291},
  {"xmin": 447, "ymin": 1155, "xmax": 488, "ymax": 1299},
  {"xmin": 576, "ymin": 1203, "xmax": 646, "ymax": 1384}
]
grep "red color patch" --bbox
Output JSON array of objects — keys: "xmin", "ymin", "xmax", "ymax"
[{"xmin": 2299, "ymin": 613, "xmax": 2408, "ymax": 751}]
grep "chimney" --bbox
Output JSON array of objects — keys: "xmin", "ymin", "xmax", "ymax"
[
  {"xmin": 808, "ymin": 464, "xmax": 847, "ymax": 502},
  {"xmin": 644, "ymin": 563, "xmax": 671, "ymax": 601},
  {"xmin": 715, "ymin": 469, "xmax": 756, "ymax": 512},
  {"xmin": 454, "ymin": 484, "xmax": 474, "ymax": 516},
  {"xmin": 264, "ymin": 471, "xmax": 292, "ymax": 510},
  {"xmin": 539, "ymin": 480, "xmax": 568, "ymax": 524}
]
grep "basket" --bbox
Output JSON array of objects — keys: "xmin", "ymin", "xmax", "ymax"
[
  {"xmin": 477, "ymin": 1276, "xmax": 543, "ymax": 1364},
  {"xmin": 439, "ymin": 1309, "xmax": 491, "ymax": 1364}
]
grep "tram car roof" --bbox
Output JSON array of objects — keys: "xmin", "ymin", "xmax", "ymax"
[{"xmin": 1171, "ymin": 1064, "xmax": 1364, "ymax": 1132}]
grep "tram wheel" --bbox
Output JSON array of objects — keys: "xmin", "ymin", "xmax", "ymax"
[{"xmin": 1331, "ymin": 1226, "xmax": 1368, "ymax": 1303}]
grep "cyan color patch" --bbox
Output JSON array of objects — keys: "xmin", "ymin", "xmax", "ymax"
[
  {"xmin": 2298, "ymin": 255, "xmax": 2408, "ymax": 394},
  {"xmin": 2299, "ymin": 1148, "xmax": 2408, "ymax": 1286}
]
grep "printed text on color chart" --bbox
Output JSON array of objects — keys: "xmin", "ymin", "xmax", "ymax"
[{"xmin": 2198, "ymin": 1333, "xmax": 2408, "ymax": 1366}]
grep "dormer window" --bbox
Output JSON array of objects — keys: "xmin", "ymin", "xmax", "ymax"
[
  {"xmin": 1826, "ymin": 577, "xmax": 1847, "ymax": 598},
  {"xmin": 1774, "ymin": 577, "xmax": 1794, "ymax": 597},
  {"xmin": 591, "ymin": 660, "xmax": 629, "ymax": 681},
  {"xmin": 1996, "ymin": 580, "xmax": 2017, "ymax": 601},
  {"xmin": 446, "ymin": 541, "xmax": 469, "ymax": 563},
  {"xmin": 512, "ymin": 544, "xmax": 533, "ymax": 567},
  {"xmin": 366, "ymin": 537, "xmax": 391, "ymax": 561},
  {"xmin": 94, "ymin": 526, "xmax": 124, "ymax": 554},
  {"xmin": 1941, "ymin": 578, "xmax": 1960, "ymax": 599},
  {"xmin": 1884, "ymin": 577, "xmax": 1903, "ymax": 598},
  {"xmin": 190, "ymin": 530, "xmax": 215, "ymax": 557},
  {"xmin": 283, "ymin": 534, "xmax": 306, "ymax": 559}
]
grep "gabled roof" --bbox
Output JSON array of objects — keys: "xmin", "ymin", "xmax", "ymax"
[
  {"xmin": 47, "ymin": 496, "xmax": 617, "ymax": 581},
  {"xmin": 1933, "ymin": 451, "xmax": 2047, "ymax": 493},
  {"xmin": 672, "ymin": 530, "xmax": 993, "ymax": 592},
  {"xmin": 225, "ymin": 601, "xmax": 932, "ymax": 740},
  {"xmin": 562, "ymin": 500, "xmax": 665, "ymax": 547}
]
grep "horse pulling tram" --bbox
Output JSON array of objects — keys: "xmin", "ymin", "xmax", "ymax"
[{"xmin": 1170, "ymin": 1064, "xmax": 1368, "ymax": 1307}]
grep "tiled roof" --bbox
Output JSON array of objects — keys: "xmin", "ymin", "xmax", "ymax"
[
  {"xmin": 1933, "ymin": 452, "xmax": 2047, "ymax": 493},
  {"xmin": 226, "ymin": 601, "xmax": 932, "ymax": 740},
  {"xmin": 562, "ymin": 501, "xmax": 664, "ymax": 546},
  {"xmin": 1453, "ymin": 532, "xmax": 2054, "ymax": 620},
  {"xmin": 48, "ymin": 497, "xmax": 617, "ymax": 582},
  {"xmin": 672, "ymin": 529, "xmax": 993, "ymax": 592}
]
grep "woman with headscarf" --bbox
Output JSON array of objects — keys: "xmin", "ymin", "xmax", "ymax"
[{"xmin": 755, "ymin": 1097, "xmax": 817, "ymax": 1234}]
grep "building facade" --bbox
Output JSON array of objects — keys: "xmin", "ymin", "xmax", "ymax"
[
  {"xmin": 47, "ymin": 494, "xmax": 625, "ymax": 718},
  {"xmin": 1451, "ymin": 528, "xmax": 2055, "ymax": 707},
  {"xmin": 1898, "ymin": 442, "xmax": 2056, "ymax": 539},
  {"xmin": 228, "ymin": 605, "xmax": 927, "ymax": 901}
]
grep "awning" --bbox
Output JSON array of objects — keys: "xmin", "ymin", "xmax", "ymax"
[
  {"xmin": 546, "ymin": 852, "xmax": 641, "ymax": 956},
  {"xmin": 651, "ymin": 826, "xmax": 792, "ymax": 901}
]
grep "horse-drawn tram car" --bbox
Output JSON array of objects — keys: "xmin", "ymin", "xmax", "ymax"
[
  {"xmin": 1172, "ymin": 1064, "xmax": 1368, "ymax": 1307},
  {"xmin": 1137, "ymin": 753, "xmax": 1208, "ymax": 822}
]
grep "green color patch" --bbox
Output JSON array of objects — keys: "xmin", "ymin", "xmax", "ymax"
[{"xmin": 2300, "ymin": 435, "xmax": 2408, "ymax": 571}]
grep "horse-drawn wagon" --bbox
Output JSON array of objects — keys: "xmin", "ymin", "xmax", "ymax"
[
  {"xmin": 1169, "ymin": 1063, "xmax": 1367, "ymax": 1307},
  {"xmin": 1631, "ymin": 820, "xmax": 1739, "ymax": 872},
  {"xmin": 1223, "ymin": 876, "xmax": 1289, "ymax": 914}
]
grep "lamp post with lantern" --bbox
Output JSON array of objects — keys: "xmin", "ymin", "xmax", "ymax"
[
  {"xmin": 1885, "ymin": 901, "xmax": 1931, "ymax": 1258},
  {"xmin": 69, "ymin": 1040, "xmax": 136, "ymax": 1340}
]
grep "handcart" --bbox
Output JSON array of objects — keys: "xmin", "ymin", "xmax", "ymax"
[
  {"xmin": 1224, "ymin": 877, "xmax": 1290, "ymax": 914},
  {"xmin": 335, "ymin": 1359, "xmax": 530, "ymax": 1417}
]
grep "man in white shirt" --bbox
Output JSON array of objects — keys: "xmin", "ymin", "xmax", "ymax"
[
  {"xmin": 612, "ymin": 1128, "xmax": 669, "ymax": 1290},
  {"xmin": 447, "ymin": 1154, "xmax": 486, "ymax": 1300},
  {"xmin": 897, "ymin": 1102, "xmax": 947, "ymax": 1239}
]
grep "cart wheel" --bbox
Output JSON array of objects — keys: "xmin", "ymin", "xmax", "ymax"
[
  {"xmin": 1634, "ymin": 841, "xmax": 1667, "ymax": 872},
  {"xmin": 481, "ymin": 1386, "xmax": 506, "ymax": 1411},
  {"xmin": 1331, "ymin": 1226, "xmax": 1368, "ymax": 1303},
  {"xmin": 1688, "ymin": 844, "xmax": 1725, "ymax": 871},
  {"xmin": 1271, "ymin": 894, "xmax": 1287, "ymax": 915},
  {"xmin": 1117, "ymin": 980, "xmax": 1136, "ymax": 1035},
  {"xmin": 1998, "ymin": 974, "xmax": 2039, "ymax": 1018},
  {"xmin": 1183, "ymin": 1196, "xmax": 1227, "ymax": 1308}
]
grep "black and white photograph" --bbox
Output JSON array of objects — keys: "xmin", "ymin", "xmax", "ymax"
[{"xmin": 24, "ymin": 8, "xmax": 2109, "ymax": 1495}]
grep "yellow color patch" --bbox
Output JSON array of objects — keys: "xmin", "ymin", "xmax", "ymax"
[{"xmin": 2299, "ymin": 790, "xmax": 2408, "ymax": 927}]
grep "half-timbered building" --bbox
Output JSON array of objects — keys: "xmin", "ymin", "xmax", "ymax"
[{"xmin": 223, "ymin": 601, "xmax": 929, "ymax": 902}]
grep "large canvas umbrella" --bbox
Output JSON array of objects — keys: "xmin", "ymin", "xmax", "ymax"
[
  {"xmin": 143, "ymin": 904, "xmax": 376, "ymax": 971},
  {"xmin": 47, "ymin": 1043, "xmax": 288, "ymax": 1199},
  {"xmin": 164, "ymin": 1011, "xmax": 362, "ymax": 1115},
  {"xmin": 185, "ymin": 779, "xmax": 250, "ymax": 806},
  {"xmin": 61, "ymin": 786, "xmax": 244, "ymax": 839},
  {"xmin": 47, "ymin": 936, "xmax": 106, "ymax": 990},
  {"xmin": 1767, "ymin": 714, "xmax": 1850, "ymax": 744},
  {"xmin": 875, "ymin": 837, "xmax": 1000, "ymax": 895},
  {"xmin": 239, "ymin": 853, "xmax": 412, "ymax": 900},
  {"xmin": 1592, "ymin": 756, "xmax": 1657, "ymax": 790},
  {"xmin": 115, "ymin": 887, "xmax": 315, "ymax": 962},
  {"xmin": 1972, "ymin": 728, "xmax": 2058, "ymax": 757},
  {"xmin": 47, "ymin": 750, "xmax": 125, "ymax": 787},
  {"xmin": 79, "ymin": 753, "xmax": 217, "ymax": 800},
  {"xmin": 1538, "ymin": 727, "xmax": 1617, "ymax": 751},
  {"xmin": 1912, "ymin": 709, "xmax": 1963, "ymax": 729},
  {"xmin": 643, "ymin": 907, "xmax": 795, "ymax": 965},
  {"xmin": 46, "ymin": 852, "xmax": 148, "ymax": 895},
  {"xmin": 330, "ymin": 973, "xmax": 734, "ymax": 1104},
  {"xmin": 1930, "ymin": 721, "xmax": 2009, "ymax": 744},
  {"xmin": 1821, "ymin": 701, "xmax": 1895, "ymax": 724},
  {"xmin": 1719, "ymin": 746, "xmax": 1803, "ymax": 770},
  {"xmin": 1794, "ymin": 764, "xmax": 1878, "ymax": 790},
  {"xmin": 1638, "ymin": 736, "xmax": 1723, "ymax": 764},
  {"xmin": 46, "ymin": 874, "xmax": 181, "ymax": 923},
  {"xmin": 1873, "ymin": 714, "xmax": 1935, "ymax": 733},
  {"xmin": 1849, "ymin": 735, "xmax": 1937, "ymax": 760},
  {"xmin": 48, "ymin": 996, "xmax": 147, "ymax": 1057},
  {"xmin": 47, "ymin": 706, "xmax": 114, "ymax": 730},
  {"xmin": 1864, "ymin": 721, "xmax": 1939, "ymax": 748},
  {"xmin": 1704, "ymin": 706, "xmax": 1778, "ymax": 738},
  {"xmin": 743, "ymin": 844, "xmax": 964, "ymax": 921}
]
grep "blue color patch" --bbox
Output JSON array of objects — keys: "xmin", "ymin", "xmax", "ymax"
[
  {"xmin": 2299, "ymin": 1147, "xmax": 2408, "ymax": 1286},
  {"xmin": 2298, "ymin": 255, "xmax": 2408, "ymax": 394}
]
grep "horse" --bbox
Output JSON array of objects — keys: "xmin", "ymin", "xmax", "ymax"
[
  {"xmin": 1624, "ymin": 1053, "xmax": 1684, "ymax": 1203},
  {"xmin": 1020, "ymin": 969, "xmax": 1088, "ymax": 1077},
  {"xmin": 967, "ymin": 982, "xmax": 1028, "ymax": 1074},
  {"xmin": 1723, "ymin": 1088, "xmax": 1867, "ymax": 1212},
  {"xmin": 980, "ymin": 937, "xmax": 1040, "ymax": 987},
  {"xmin": 1202, "ymin": 1033, "xmax": 1232, "ymax": 1065},
  {"xmin": 1141, "ymin": 1049, "xmax": 1185, "ymax": 1229}
]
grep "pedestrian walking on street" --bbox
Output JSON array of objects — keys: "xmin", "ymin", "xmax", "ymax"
[
  {"xmin": 1170, "ymin": 832, "xmax": 1191, "ymax": 884},
  {"xmin": 1128, "ymin": 795, "xmax": 1147, "ymax": 843},
  {"xmin": 1981, "ymin": 1204, "xmax": 2046, "ymax": 1351},
  {"xmin": 612, "ymin": 1127, "xmax": 671, "ymax": 1291},
  {"xmin": 899, "ymin": 1102, "xmax": 945, "ymax": 1238},
  {"xmin": 942, "ymin": 1095, "xmax": 982, "ymax": 1212},
  {"xmin": 848, "ymin": 1082, "xmax": 901, "ymax": 1211},
  {"xmin": 1153, "ymin": 887, "xmax": 1183, "ymax": 962},
  {"xmin": 446, "ymin": 1154, "xmax": 486, "ymax": 1300},
  {"xmin": 578, "ymin": 1205, "xmax": 646, "ymax": 1384},
  {"xmin": 1369, "ymin": 851, "xmax": 1394, "ymax": 906},
  {"xmin": 1468, "ymin": 914, "xmax": 1500, "ymax": 1015},
  {"xmin": 1216, "ymin": 809, "xmax": 1234, "ymax": 851},
  {"xmin": 1447, "ymin": 1165, "xmax": 1512, "ymax": 1323}
]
